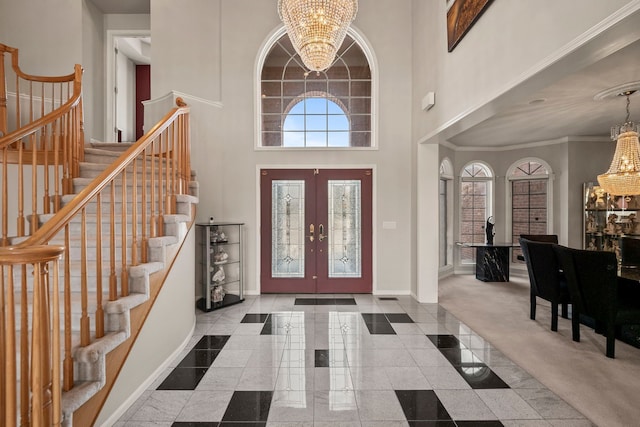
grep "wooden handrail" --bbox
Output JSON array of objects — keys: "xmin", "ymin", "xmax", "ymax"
[
  {"xmin": 2, "ymin": 97, "xmax": 191, "ymax": 426},
  {"xmin": 0, "ymin": 44, "xmax": 84, "ymax": 246},
  {"xmin": 16, "ymin": 103, "xmax": 190, "ymax": 247},
  {"xmin": 0, "ymin": 245, "xmax": 65, "ymax": 427}
]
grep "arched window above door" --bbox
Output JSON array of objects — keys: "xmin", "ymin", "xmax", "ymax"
[{"xmin": 258, "ymin": 28, "xmax": 375, "ymax": 148}]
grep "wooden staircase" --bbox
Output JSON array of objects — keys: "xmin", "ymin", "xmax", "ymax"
[
  {"xmin": 37, "ymin": 142, "xmax": 198, "ymax": 425},
  {"xmin": 0, "ymin": 43, "xmax": 197, "ymax": 426}
]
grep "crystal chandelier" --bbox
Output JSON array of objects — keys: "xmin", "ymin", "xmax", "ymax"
[
  {"xmin": 278, "ymin": 0, "xmax": 358, "ymax": 72},
  {"xmin": 597, "ymin": 91, "xmax": 640, "ymax": 196}
]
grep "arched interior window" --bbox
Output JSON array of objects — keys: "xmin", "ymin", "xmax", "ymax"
[
  {"xmin": 509, "ymin": 159, "xmax": 550, "ymax": 262},
  {"xmin": 439, "ymin": 159, "xmax": 453, "ymax": 269},
  {"xmin": 260, "ymin": 32, "xmax": 372, "ymax": 147},
  {"xmin": 460, "ymin": 162, "xmax": 493, "ymax": 264}
]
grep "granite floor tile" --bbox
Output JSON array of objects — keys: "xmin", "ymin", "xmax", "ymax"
[
  {"xmin": 476, "ymin": 389, "xmax": 542, "ymax": 420},
  {"xmin": 128, "ymin": 390, "xmax": 193, "ymax": 422},
  {"xmin": 515, "ymin": 389, "xmax": 585, "ymax": 419},
  {"xmin": 196, "ymin": 367, "xmax": 243, "ymax": 391},
  {"xmin": 394, "ymin": 390, "xmax": 451, "ymax": 421},
  {"xmin": 175, "ymin": 390, "xmax": 234, "ymax": 422},
  {"xmin": 314, "ymin": 366, "xmax": 354, "ymax": 391},
  {"xmin": 211, "ymin": 349, "xmax": 253, "ymax": 368},
  {"xmin": 237, "ymin": 367, "xmax": 280, "ymax": 390},
  {"xmin": 313, "ymin": 389, "xmax": 360, "ymax": 422},
  {"xmin": 434, "ymin": 389, "xmax": 498, "ymax": 420},
  {"xmin": 408, "ymin": 348, "xmax": 452, "ymax": 367},
  {"xmin": 117, "ymin": 296, "xmax": 588, "ymax": 427},
  {"xmin": 391, "ymin": 323, "xmax": 426, "ymax": 335},
  {"xmin": 350, "ymin": 366, "xmax": 394, "ymax": 390},
  {"xmin": 221, "ymin": 390, "xmax": 273, "ymax": 422},
  {"xmin": 157, "ymin": 367, "xmax": 209, "ymax": 390},
  {"xmin": 267, "ymin": 389, "xmax": 314, "ymax": 422},
  {"xmin": 275, "ymin": 367, "xmax": 314, "ymax": 391},
  {"xmin": 419, "ymin": 365, "xmax": 471, "ymax": 390},
  {"xmin": 384, "ymin": 367, "xmax": 431, "ymax": 390},
  {"xmin": 356, "ymin": 390, "xmax": 407, "ymax": 421},
  {"xmin": 490, "ymin": 365, "xmax": 545, "ymax": 389}
]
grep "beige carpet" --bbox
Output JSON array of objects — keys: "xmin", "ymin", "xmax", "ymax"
[{"xmin": 439, "ymin": 274, "xmax": 640, "ymax": 427}]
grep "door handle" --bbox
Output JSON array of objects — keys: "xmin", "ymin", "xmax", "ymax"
[
  {"xmin": 318, "ymin": 224, "xmax": 326, "ymax": 242},
  {"xmin": 308, "ymin": 223, "xmax": 314, "ymax": 242}
]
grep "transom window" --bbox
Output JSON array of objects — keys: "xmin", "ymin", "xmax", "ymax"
[
  {"xmin": 460, "ymin": 162, "xmax": 493, "ymax": 264},
  {"xmin": 260, "ymin": 31, "xmax": 372, "ymax": 148},
  {"xmin": 283, "ymin": 98, "xmax": 349, "ymax": 147}
]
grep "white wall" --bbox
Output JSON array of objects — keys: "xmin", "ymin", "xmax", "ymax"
[
  {"xmin": 412, "ymin": 0, "xmax": 640, "ymax": 301},
  {"xmin": 151, "ymin": 0, "xmax": 414, "ymax": 295},
  {"xmin": 97, "ymin": 226, "xmax": 196, "ymax": 426}
]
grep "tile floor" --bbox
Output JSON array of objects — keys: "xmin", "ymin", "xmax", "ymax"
[{"xmin": 115, "ymin": 294, "xmax": 593, "ymax": 426}]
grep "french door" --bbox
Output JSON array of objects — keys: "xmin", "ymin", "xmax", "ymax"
[{"xmin": 260, "ymin": 168, "xmax": 372, "ymax": 293}]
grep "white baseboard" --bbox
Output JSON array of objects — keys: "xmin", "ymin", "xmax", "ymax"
[
  {"xmin": 97, "ymin": 322, "xmax": 196, "ymax": 427},
  {"xmin": 373, "ymin": 289, "xmax": 411, "ymax": 296}
]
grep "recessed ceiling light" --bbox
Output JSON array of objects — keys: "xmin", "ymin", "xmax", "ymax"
[{"xmin": 528, "ymin": 98, "xmax": 546, "ymax": 105}]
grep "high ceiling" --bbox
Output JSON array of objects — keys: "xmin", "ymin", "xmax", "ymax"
[
  {"xmin": 86, "ymin": 1, "xmax": 640, "ymax": 149},
  {"xmin": 448, "ymin": 38, "xmax": 640, "ymax": 148}
]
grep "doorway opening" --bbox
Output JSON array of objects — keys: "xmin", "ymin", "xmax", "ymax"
[{"xmin": 105, "ymin": 31, "xmax": 151, "ymax": 142}]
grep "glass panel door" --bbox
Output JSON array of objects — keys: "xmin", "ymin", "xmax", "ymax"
[
  {"xmin": 271, "ymin": 180, "xmax": 305, "ymax": 278},
  {"xmin": 261, "ymin": 169, "xmax": 372, "ymax": 293}
]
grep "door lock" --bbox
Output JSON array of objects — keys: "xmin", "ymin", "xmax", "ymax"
[
  {"xmin": 318, "ymin": 224, "xmax": 326, "ymax": 242},
  {"xmin": 308, "ymin": 223, "xmax": 314, "ymax": 242}
]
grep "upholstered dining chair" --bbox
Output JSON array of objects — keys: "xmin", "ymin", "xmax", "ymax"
[
  {"xmin": 519, "ymin": 238, "xmax": 570, "ymax": 331},
  {"xmin": 519, "ymin": 234, "xmax": 559, "ymax": 243},
  {"xmin": 620, "ymin": 236, "xmax": 640, "ymax": 269},
  {"xmin": 516, "ymin": 234, "xmax": 559, "ymax": 261},
  {"xmin": 552, "ymin": 244, "xmax": 640, "ymax": 358}
]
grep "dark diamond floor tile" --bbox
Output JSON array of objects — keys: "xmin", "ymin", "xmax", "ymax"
[
  {"xmin": 361, "ymin": 313, "xmax": 389, "ymax": 323},
  {"xmin": 221, "ymin": 390, "xmax": 273, "ymax": 422},
  {"xmin": 194, "ymin": 335, "xmax": 230, "ymax": 350},
  {"xmin": 294, "ymin": 298, "xmax": 318, "ymax": 305},
  {"xmin": 157, "ymin": 367, "xmax": 208, "ymax": 390},
  {"xmin": 365, "ymin": 322, "xmax": 397, "ymax": 334},
  {"xmin": 176, "ymin": 349, "xmax": 221, "ymax": 368},
  {"xmin": 455, "ymin": 365, "xmax": 510, "ymax": 389},
  {"xmin": 379, "ymin": 297, "xmax": 398, "ymax": 301},
  {"xmin": 241, "ymin": 313, "xmax": 269, "ymax": 323},
  {"xmin": 395, "ymin": 390, "xmax": 452, "ymax": 421},
  {"xmin": 334, "ymin": 298, "xmax": 357, "ymax": 305},
  {"xmin": 407, "ymin": 422, "xmax": 456, "ymax": 427},
  {"xmin": 315, "ymin": 349, "xmax": 330, "ymax": 367},
  {"xmin": 386, "ymin": 313, "xmax": 414, "ymax": 323},
  {"xmin": 172, "ymin": 422, "xmax": 218, "ymax": 427},
  {"xmin": 427, "ymin": 334, "xmax": 461, "ymax": 348},
  {"xmin": 456, "ymin": 421, "xmax": 504, "ymax": 426}
]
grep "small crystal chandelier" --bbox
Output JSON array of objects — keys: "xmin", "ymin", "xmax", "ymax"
[
  {"xmin": 278, "ymin": 0, "xmax": 358, "ymax": 72},
  {"xmin": 597, "ymin": 91, "xmax": 640, "ymax": 196}
]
